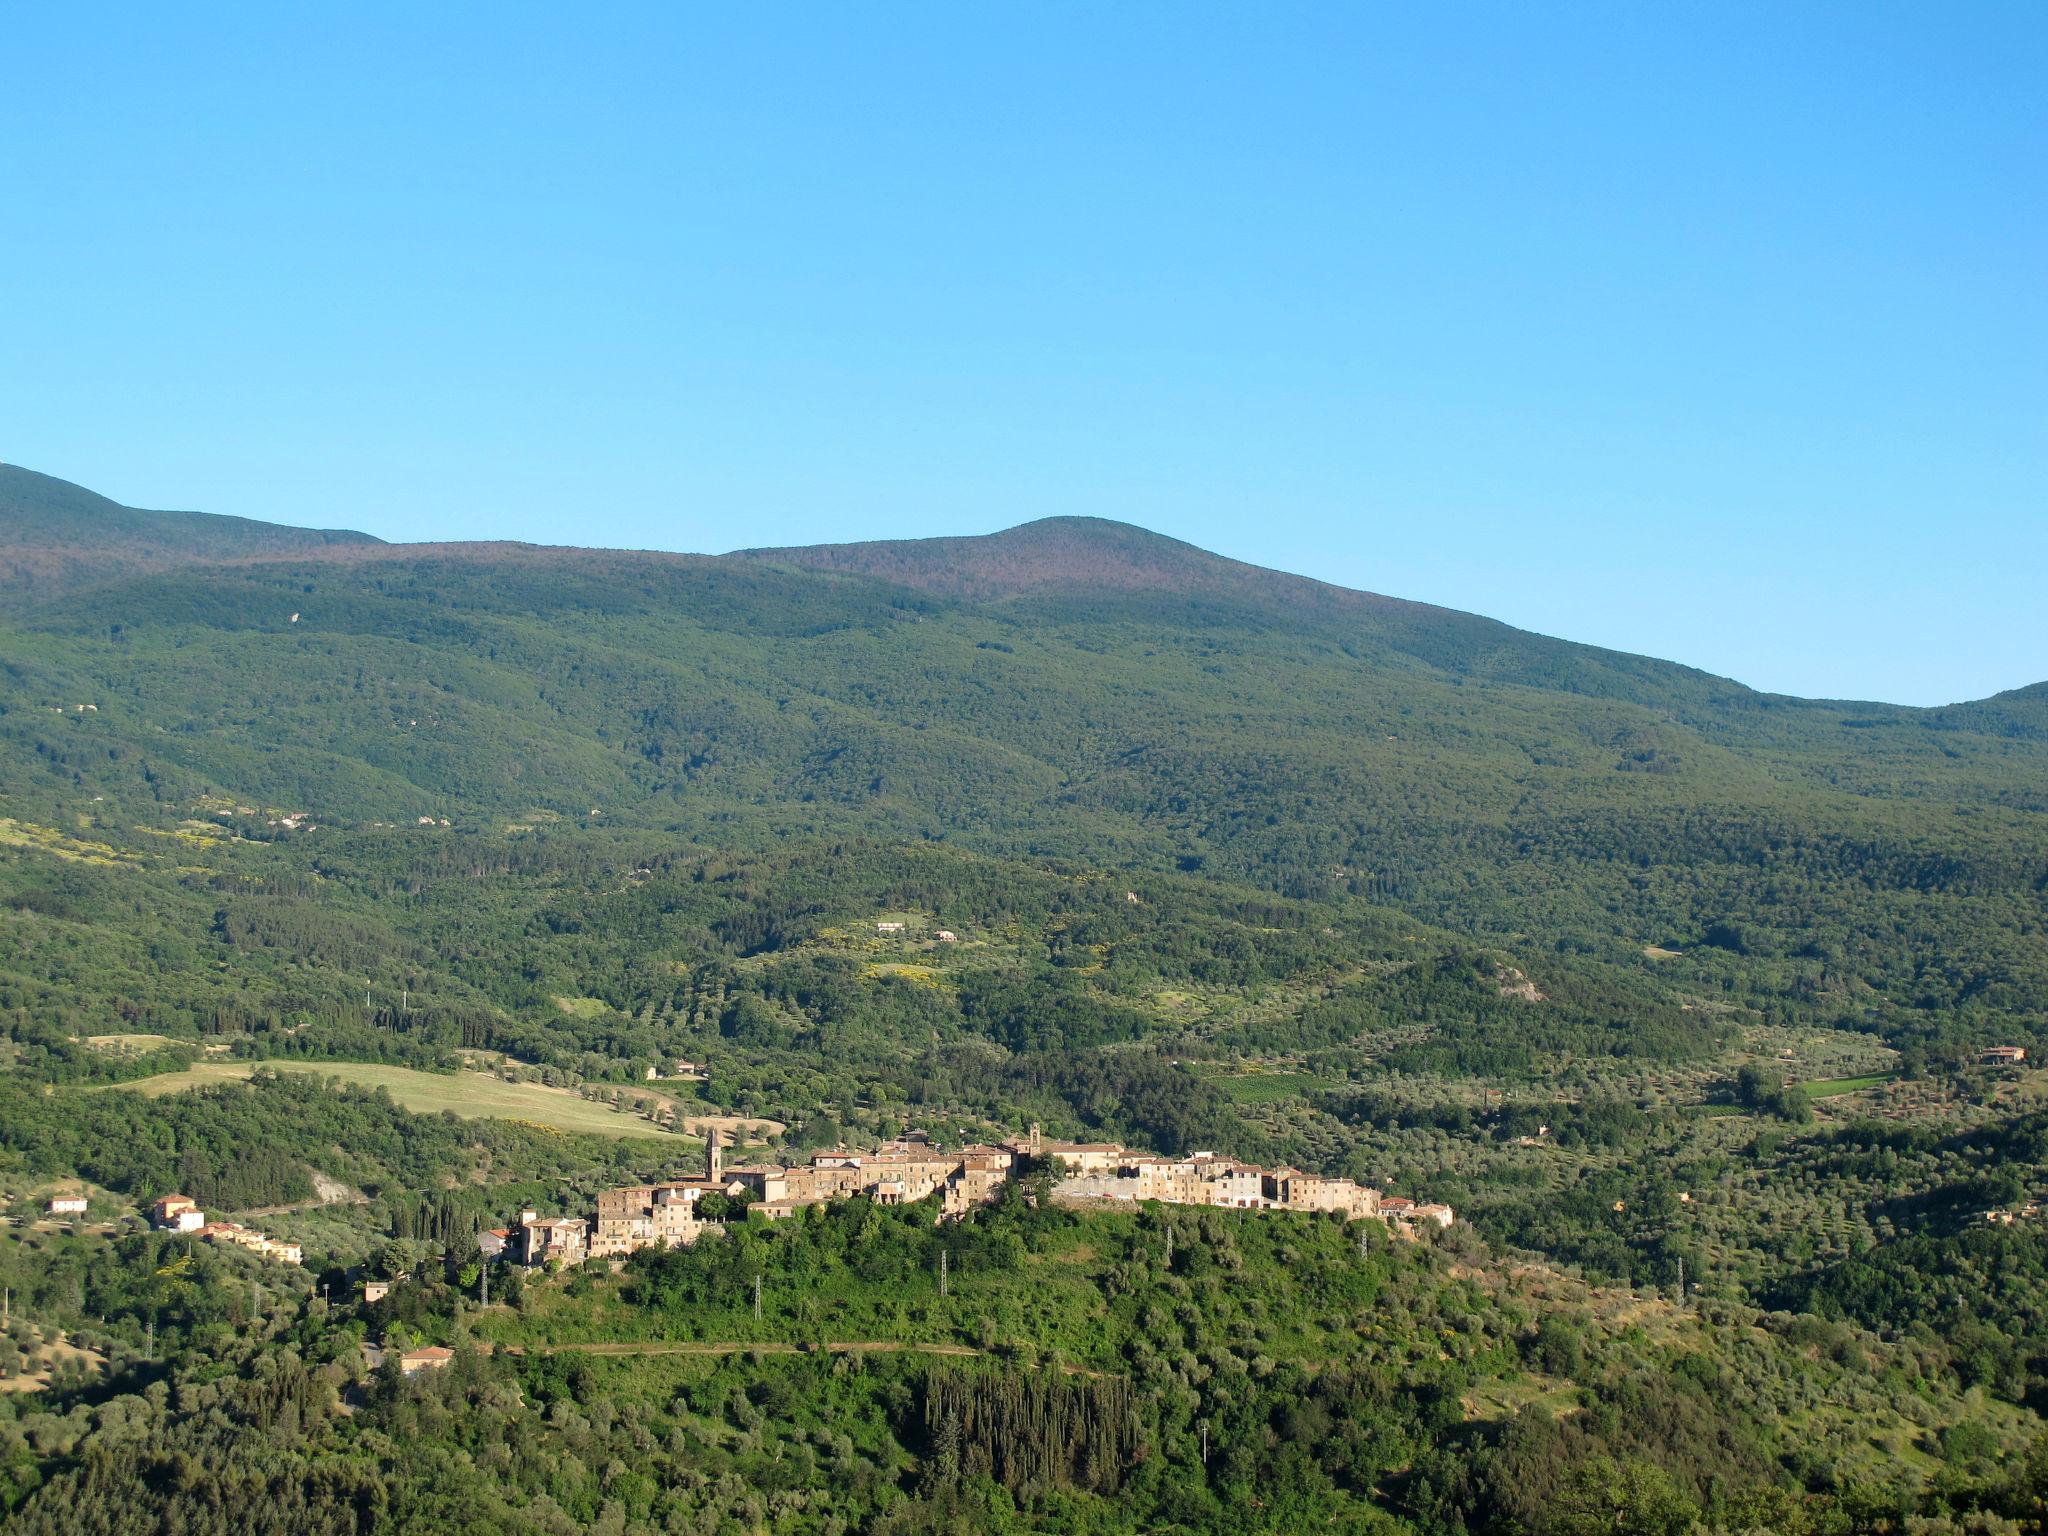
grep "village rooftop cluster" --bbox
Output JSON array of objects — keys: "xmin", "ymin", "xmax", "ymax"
[
  {"xmin": 520, "ymin": 1126, "xmax": 1453, "ymax": 1267},
  {"xmin": 148, "ymin": 1194, "xmax": 303, "ymax": 1265}
]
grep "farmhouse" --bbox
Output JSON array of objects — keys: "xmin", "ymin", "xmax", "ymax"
[
  {"xmin": 1982, "ymin": 1046, "xmax": 2028, "ymax": 1065},
  {"xmin": 45, "ymin": 1196, "xmax": 88, "ymax": 1216}
]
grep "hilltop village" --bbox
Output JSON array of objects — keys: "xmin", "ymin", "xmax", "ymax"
[{"xmin": 520, "ymin": 1127, "xmax": 1454, "ymax": 1266}]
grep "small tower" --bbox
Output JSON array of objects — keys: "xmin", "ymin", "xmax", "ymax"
[
  {"xmin": 707, "ymin": 1126, "xmax": 723, "ymax": 1187},
  {"xmin": 1028, "ymin": 1122, "xmax": 1042, "ymax": 1156}
]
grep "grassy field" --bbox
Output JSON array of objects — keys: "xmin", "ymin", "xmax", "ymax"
[
  {"xmin": 1802, "ymin": 1073, "xmax": 1899, "ymax": 1098},
  {"xmin": 104, "ymin": 1061, "xmax": 691, "ymax": 1140}
]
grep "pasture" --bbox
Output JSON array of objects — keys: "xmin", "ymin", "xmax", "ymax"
[{"xmin": 104, "ymin": 1061, "xmax": 691, "ymax": 1141}]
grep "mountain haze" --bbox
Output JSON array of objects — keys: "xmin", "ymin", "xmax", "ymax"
[{"xmin": 0, "ymin": 463, "xmax": 380, "ymax": 600}]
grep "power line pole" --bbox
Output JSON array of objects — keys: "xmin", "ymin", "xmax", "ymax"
[
  {"xmin": 938, "ymin": 1249, "xmax": 949, "ymax": 1297},
  {"xmin": 480, "ymin": 1263, "xmax": 488, "ymax": 1308},
  {"xmin": 753, "ymin": 1274, "xmax": 762, "ymax": 1321},
  {"xmin": 1200, "ymin": 1421, "xmax": 1209, "ymax": 1468}
]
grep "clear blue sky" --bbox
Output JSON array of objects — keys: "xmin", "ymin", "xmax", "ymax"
[{"xmin": 3, "ymin": 5, "xmax": 2041, "ymax": 705}]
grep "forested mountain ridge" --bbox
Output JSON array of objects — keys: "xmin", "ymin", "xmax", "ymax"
[
  {"xmin": 737, "ymin": 515, "xmax": 1762, "ymax": 711},
  {"xmin": 0, "ymin": 464, "xmax": 380, "ymax": 600},
  {"xmin": 3, "ymin": 466, "xmax": 2046, "ymax": 1055}
]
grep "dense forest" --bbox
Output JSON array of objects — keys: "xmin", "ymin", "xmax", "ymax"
[{"xmin": 0, "ymin": 469, "xmax": 2044, "ymax": 1532}]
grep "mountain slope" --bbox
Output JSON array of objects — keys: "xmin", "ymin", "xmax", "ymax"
[{"xmin": 0, "ymin": 463, "xmax": 380, "ymax": 600}]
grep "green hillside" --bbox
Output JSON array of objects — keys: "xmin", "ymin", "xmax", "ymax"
[{"xmin": 2, "ymin": 468, "xmax": 2045, "ymax": 1534}]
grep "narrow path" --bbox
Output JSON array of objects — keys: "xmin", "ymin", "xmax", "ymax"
[
  {"xmin": 483, "ymin": 1339, "xmax": 1114, "ymax": 1375},
  {"xmin": 236, "ymin": 1174, "xmax": 367, "ymax": 1219}
]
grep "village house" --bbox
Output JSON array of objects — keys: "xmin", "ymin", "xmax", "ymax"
[
  {"xmin": 589, "ymin": 1132, "xmax": 728, "ymax": 1257},
  {"xmin": 940, "ymin": 1146, "xmax": 1018, "ymax": 1217},
  {"xmin": 363, "ymin": 1278, "xmax": 396, "ymax": 1303},
  {"xmin": 1982, "ymin": 1204, "xmax": 2040, "ymax": 1227},
  {"xmin": 151, "ymin": 1194, "xmax": 206, "ymax": 1233},
  {"xmin": 399, "ymin": 1345, "xmax": 455, "ymax": 1376},
  {"xmin": 1266, "ymin": 1167, "xmax": 1382, "ymax": 1220},
  {"xmin": 1982, "ymin": 1046, "xmax": 2028, "ymax": 1066},
  {"xmin": 520, "ymin": 1212, "xmax": 591, "ymax": 1266},
  {"xmin": 1010, "ymin": 1125, "xmax": 1124, "ymax": 1175},
  {"xmin": 591, "ymin": 1180, "xmax": 721, "ymax": 1256}
]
